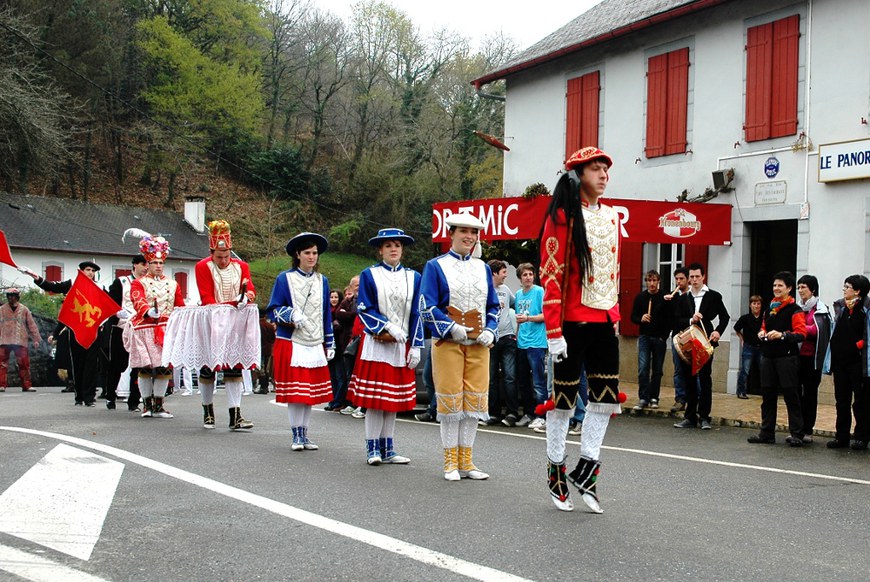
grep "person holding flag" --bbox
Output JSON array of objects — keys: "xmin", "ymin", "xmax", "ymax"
[
  {"xmin": 125, "ymin": 234, "xmax": 185, "ymax": 419},
  {"xmin": 20, "ymin": 260, "xmax": 110, "ymax": 406}
]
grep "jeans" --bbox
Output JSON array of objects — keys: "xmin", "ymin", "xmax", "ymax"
[
  {"xmin": 423, "ymin": 351, "xmax": 436, "ymax": 416},
  {"xmin": 637, "ymin": 335, "xmax": 667, "ymax": 402},
  {"xmin": 520, "ymin": 347, "xmax": 547, "ymax": 416},
  {"xmin": 671, "ymin": 341, "xmax": 687, "ymax": 402},
  {"xmin": 736, "ymin": 344, "xmax": 761, "ymax": 396},
  {"xmin": 489, "ymin": 336, "xmax": 517, "ymax": 417},
  {"xmin": 572, "ymin": 364, "xmax": 588, "ymax": 424}
]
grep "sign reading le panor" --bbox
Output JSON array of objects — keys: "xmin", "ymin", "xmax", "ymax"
[{"xmin": 818, "ymin": 138, "xmax": 870, "ymax": 183}]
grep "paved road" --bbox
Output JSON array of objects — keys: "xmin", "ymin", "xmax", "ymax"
[{"xmin": 1, "ymin": 388, "xmax": 868, "ymax": 581}]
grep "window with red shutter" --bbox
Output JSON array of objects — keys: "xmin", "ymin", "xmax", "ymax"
[
  {"xmin": 745, "ymin": 14, "xmax": 799, "ymax": 142},
  {"xmin": 565, "ymin": 71, "xmax": 600, "ymax": 158},
  {"xmin": 646, "ymin": 48, "xmax": 689, "ymax": 159},
  {"xmin": 44, "ymin": 264, "xmax": 62, "ymax": 282},
  {"xmin": 174, "ymin": 271, "xmax": 188, "ymax": 299}
]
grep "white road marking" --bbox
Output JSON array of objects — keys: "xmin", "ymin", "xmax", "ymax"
[
  {"xmin": 0, "ymin": 427, "xmax": 533, "ymax": 582},
  {"xmin": 0, "ymin": 444, "xmax": 124, "ymax": 560},
  {"xmin": 0, "ymin": 544, "xmax": 111, "ymax": 582}
]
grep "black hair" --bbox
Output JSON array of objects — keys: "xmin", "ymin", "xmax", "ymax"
[
  {"xmin": 132, "ymin": 254, "xmax": 147, "ymax": 265},
  {"xmin": 797, "ymin": 274, "xmax": 819, "ymax": 296},
  {"xmin": 674, "ymin": 266, "xmax": 689, "ymax": 278},
  {"xmin": 292, "ymin": 241, "xmax": 320, "ymax": 269},
  {"xmin": 540, "ymin": 171, "xmax": 593, "ymax": 283},
  {"xmin": 687, "ymin": 262, "xmax": 705, "ymax": 276},
  {"xmin": 773, "ymin": 271, "xmax": 795, "ymax": 290},
  {"xmin": 844, "ymin": 274, "xmax": 870, "ymax": 298}
]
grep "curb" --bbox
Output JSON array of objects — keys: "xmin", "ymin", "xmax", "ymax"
[{"xmin": 621, "ymin": 407, "xmax": 836, "ymax": 439}]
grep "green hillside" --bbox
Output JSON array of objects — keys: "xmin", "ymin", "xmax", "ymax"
[{"xmin": 248, "ymin": 252, "xmax": 377, "ymax": 301}]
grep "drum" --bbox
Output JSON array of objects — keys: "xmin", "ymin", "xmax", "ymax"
[
  {"xmin": 161, "ymin": 304, "xmax": 261, "ymax": 371},
  {"xmin": 676, "ymin": 324, "xmax": 714, "ymax": 375}
]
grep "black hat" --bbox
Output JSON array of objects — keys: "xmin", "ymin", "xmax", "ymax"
[
  {"xmin": 285, "ymin": 232, "xmax": 328, "ymax": 256},
  {"xmin": 79, "ymin": 260, "xmax": 100, "ymax": 271}
]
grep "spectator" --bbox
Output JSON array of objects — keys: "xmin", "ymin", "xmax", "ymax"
[
  {"xmin": 513, "ymin": 263, "xmax": 547, "ymax": 431},
  {"xmin": 747, "ymin": 272, "xmax": 806, "ymax": 446},
  {"xmin": 0, "ymin": 288, "xmax": 41, "ymax": 392},
  {"xmin": 257, "ymin": 307, "xmax": 276, "ymax": 394},
  {"xmin": 671, "ymin": 263, "xmax": 730, "ymax": 430},
  {"xmin": 824, "ymin": 274, "xmax": 870, "ymax": 450},
  {"xmin": 325, "ymin": 290, "xmax": 346, "ymax": 408},
  {"xmin": 415, "ymin": 349, "xmax": 438, "ymax": 422},
  {"xmin": 796, "ymin": 275, "xmax": 831, "ymax": 443},
  {"xmin": 630, "ymin": 270, "xmax": 669, "ymax": 412},
  {"xmin": 664, "ymin": 267, "xmax": 690, "ymax": 412},
  {"xmin": 733, "ymin": 295, "xmax": 764, "ymax": 399},
  {"xmin": 486, "ymin": 259, "xmax": 516, "ymax": 426},
  {"xmin": 332, "ymin": 277, "xmax": 360, "ymax": 415}
]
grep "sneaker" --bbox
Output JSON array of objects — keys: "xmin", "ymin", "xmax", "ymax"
[
  {"xmin": 785, "ymin": 436, "xmax": 803, "ymax": 447},
  {"xmin": 415, "ymin": 411, "xmax": 436, "ymax": 422},
  {"xmin": 673, "ymin": 418, "xmax": 696, "ymax": 429},
  {"xmin": 532, "ymin": 420, "xmax": 547, "ymax": 433},
  {"xmin": 528, "ymin": 417, "xmax": 545, "ymax": 430},
  {"xmin": 351, "ymin": 407, "xmax": 366, "ymax": 419},
  {"xmin": 153, "ymin": 409, "xmax": 174, "ymax": 419},
  {"xmin": 106, "ymin": 400, "xmax": 116, "ymax": 410},
  {"xmin": 700, "ymin": 419, "xmax": 712, "ymax": 430},
  {"xmin": 180, "ymin": 389, "xmax": 193, "ymax": 397},
  {"xmin": 649, "ymin": 399, "xmax": 659, "ymax": 409},
  {"xmin": 484, "ymin": 418, "xmax": 501, "ymax": 426},
  {"xmin": 85, "ymin": 402, "xmax": 96, "ymax": 407},
  {"xmin": 747, "ymin": 435, "xmax": 775, "ymax": 444},
  {"xmin": 670, "ymin": 401, "xmax": 686, "ymax": 413},
  {"xmin": 515, "ymin": 414, "xmax": 532, "ymax": 427},
  {"xmin": 632, "ymin": 399, "xmax": 648, "ymax": 412},
  {"xmin": 339, "ymin": 405, "xmax": 356, "ymax": 415},
  {"xmin": 501, "ymin": 413, "xmax": 518, "ymax": 427},
  {"xmin": 826, "ymin": 439, "xmax": 850, "ymax": 449},
  {"xmin": 568, "ymin": 421, "xmax": 582, "ymax": 435},
  {"xmin": 737, "ymin": 393, "xmax": 749, "ymax": 399},
  {"xmin": 802, "ymin": 435, "xmax": 814, "ymax": 444}
]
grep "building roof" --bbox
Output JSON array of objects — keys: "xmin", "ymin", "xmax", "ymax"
[
  {"xmin": 472, "ymin": 0, "xmax": 728, "ymax": 86},
  {"xmin": 0, "ymin": 192, "xmax": 209, "ymax": 262}
]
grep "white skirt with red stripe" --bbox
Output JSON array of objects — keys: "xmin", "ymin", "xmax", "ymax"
[
  {"xmin": 273, "ymin": 339, "xmax": 332, "ymax": 405},
  {"xmin": 348, "ymin": 335, "xmax": 415, "ymax": 412}
]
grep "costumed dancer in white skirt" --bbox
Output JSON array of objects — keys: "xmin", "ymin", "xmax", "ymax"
[
  {"xmin": 194, "ymin": 219, "xmax": 258, "ymax": 430},
  {"xmin": 347, "ymin": 228, "xmax": 423, "ymax": 465},
  {"xmin": 125, "ymin": 234, "xmax": 185, "ymax": 419},
  {"xmin": 266, "ymin": 233, "xmax": 335, "ymax": 451}
]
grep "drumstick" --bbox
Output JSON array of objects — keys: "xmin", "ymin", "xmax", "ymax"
[{"xmin": 647, "ymin": 299, "xmax": 652, "ymax": 317}]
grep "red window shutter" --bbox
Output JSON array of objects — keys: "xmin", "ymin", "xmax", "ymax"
[
  {"xmin": 174, "ymin": 272, "xmax": 188, "ymax": 298},
  {"xmin": 115, "ymin": 268, "xmax": 132, "ymax": 279},
  {"xmin": 745, "ymin": 21, "xmax": 774, "ymax": 142},
  {"xmin": 618, "ymin": 242, "xmax": 644, "ymax": 337},
  {"xmin": 664, "ymin": 48, "xmax": 689, "ymax": 155},
  {"xmin": 770, "ymin": 15, "xmax": 800, "ymax": 138},
  {"xmin": 580, "ymin": 71, "xmax": 600, "ymax": 147},
  {"xmin": 645, "ymin": 53, "xmax": 668, "ymax": 158},
  {"xmin": 683, "ymin": 245, "xmax": 709, "ymax": 271},
  {"xmin": 45, "ymin": 265, "xmax": 62, "ymax": 282},
  {"xmin": 565, "ymin": 77, "xmax": 582, "ymax": 159}
]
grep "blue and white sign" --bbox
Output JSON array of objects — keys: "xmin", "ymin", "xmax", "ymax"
[
  {"xmin": 818, "ymin": 138, "xmax": 870, "ymax": 183},
  {"xmin": 764, "ymin": 156, "xmax": 780, "ymax": 178}
]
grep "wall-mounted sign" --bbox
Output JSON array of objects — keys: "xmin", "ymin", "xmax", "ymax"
[
  {"xmin": 764, "ymin": 156, "xmax": 780, "ymax": 178},
  {"xmin": 818, "ymin": 138, "xmax": 870, "ymax": 182},
  {"xmin": 754, "ymin": 181, "xmax": 787, "ymax": 205}
]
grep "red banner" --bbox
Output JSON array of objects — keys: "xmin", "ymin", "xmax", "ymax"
[
  {"xmin": 432, "ymin": 196, "xmax": 732, "ymax": 245},
  {"xmin": 0, "ymin": 230, "xmax": 18, "ymax": 268},
  {"xmin": 58, "ymin": 271, "xmax": 121, "ymax": 349}
]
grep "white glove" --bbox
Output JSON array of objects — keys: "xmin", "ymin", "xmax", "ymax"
[
  {"xmin": 407, "ymin": 348, "xmax": 421, "ymax": 369},
  {"xmin": 476, "ymin": 329, "xmax": 495, "ymax": 347},
  {"xmin": 449, "ymin": 323, "xmax": 473, "ymax": 342},
  {"xmin": 237, "ymin": 294, "xmax": 249, "ymax": 309},
  {"xmin": 326, "ymin": 348, "xmax": 335, "ymax": 361},
  {"xmin": 384, "ymin": 322, "xmax": 408, "ymax": 344},
  {"xmin": 291, "ymin": 310, "xmax": 309, "ymax": 329},
  {"xmin": 17, "ymin": 266, "xmax": 37, "ymax": 278},
  {"xmin": 116, "ymin": 309, "xmax": 130, "ymax": 319},
  {"xmin": 548, "ymin": 337, "xmax": 569, "ymax": 363},
  {"xmin": 147, "ymin": 307, "xmax": 159, "ymax": 319}
]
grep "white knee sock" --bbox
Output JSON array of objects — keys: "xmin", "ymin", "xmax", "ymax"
[
  {"xmin": 153, "ymin": 377, "xmax": 169, "ymax": 399},
  {"xmin": 225, "ymin": 379, "xmax": 243, "ymax": 408},
  {"xmin": 301, "ymin": 404, "xmax": 312, "ymax": 428},
  {"xmin": 365, "ymin": 409, "xmax": 385, "ymax": 440},
  {"xmin": 380, "ymin": 412, "xmax": 397, "ymax": 439},
  {"xmin": 138, "ymin": 375, "xmax": 154, "ymax": 398},
  {"xmin": 440, "ymin": 418, "xmax": 460, "ymax": 448},
  {"xmin": 287, "ymin": 403, "xmax": 306, "ymax": 427},
  {"xmin": 458, "ymin": 416, "xmax": 478, "ymax": 447},
  {"xmin": 546, "ymin": 408, "xmax": 573, "ymax": 463},
  {"xmin": 579, "ymin": 410, "xmax": 611, "ymax": 461},
  {"xmin": 199, "ymin": 380, "xmax": 215, "ymax": 405}
]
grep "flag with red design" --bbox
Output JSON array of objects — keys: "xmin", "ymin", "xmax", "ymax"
[
  {"xmin": 58, "ymin": 271, "xmax": 121, "ymax": 349},
  {"xmin": 0, "ymin": 230, "xmax": 18, "ymax": 268}
]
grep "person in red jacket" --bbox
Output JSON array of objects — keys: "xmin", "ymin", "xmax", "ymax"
[
  {"xmin": 194, "ymin": 220, "xmax": 257, "ymax": 430},
  {"xmin": 539, "ymin": 147, "xmax": 623, "ymax": 514}
]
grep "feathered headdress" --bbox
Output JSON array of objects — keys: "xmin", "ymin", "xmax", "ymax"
[{"xmin": 122, "ymin": 228, "xmax": 170, "ymax": 262}]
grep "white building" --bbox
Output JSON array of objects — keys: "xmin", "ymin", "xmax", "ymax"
[
  {"xmin": 472, "ymin": 0, "xmax": 870, "ymax": 394},
  {"xmin": 0, "ymin": 193, "xmax": 211, "ymax": 304}
]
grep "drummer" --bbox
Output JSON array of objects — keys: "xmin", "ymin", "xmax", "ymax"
[
  {"xmin": 194, "ymin": 220, "xmax": 257, "ymax": 430},
  {"xmin": 671, "ymin": 262, "xmax": 730, "ymax": 430}
]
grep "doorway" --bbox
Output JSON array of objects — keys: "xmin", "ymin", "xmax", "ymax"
[{"xmin": 749, "ymin": 219, "xmax": 798, "ymax": 305}]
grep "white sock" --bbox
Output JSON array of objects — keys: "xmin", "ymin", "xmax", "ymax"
[
  {"xmin": 225, "ymin": 379, "xmax": 243, "ymax": 408},
  {"xmin": 579, "ymin": 410, "xmax": 611, "ymax": 461},
  {"xmin": 380, "ymin": 412, "xmax": 397, "ymax": 439},
  {"xmin": 287, "ymin": 403, "xmax": 305, "ymax": 427},
  {"xmin": 545, "ymin": 409, "xmax": 572, "ymax": 463},
  {"xmin": 152, "ymin": 377, "xmax": 169, "ymax": 399},
  {"xmin": 199, "ymin": 380, "xmax": 215, "ymax": 405},
  {"xmin": 138, "ymin": 375, "xmax": 153, "ymax": 398},
  {"xmin": 365, "ymin": 409, "xmax": 385, "ymax": 440},
  {"xmin": 458, "ymin": 416, "xmax": 478, "ymax": 447},
  {"xmin": 440, "ymin": 418, "xmax": 460, "ymax": 448}
]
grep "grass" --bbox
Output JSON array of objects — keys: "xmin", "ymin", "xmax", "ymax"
[{"xmin": 248, "ymin": 251, "xmax": 378, "ymax": 301}]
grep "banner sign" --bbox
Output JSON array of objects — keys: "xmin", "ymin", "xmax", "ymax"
[
  {"xmin": 818, "ymin": 138, "xmax": 870, "ymax": 183},
  {"xmin": 432, "ymin": 196, "xmax": 732, "ymax": 245}
]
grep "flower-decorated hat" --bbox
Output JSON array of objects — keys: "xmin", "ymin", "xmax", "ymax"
[
  {"xmin": 208, "ymin": 219, "xmax": 232, "ymax": 251},
  {"xmin": 564, "ymin": 146, "xmax": 613, "ymax": 171},
  {"xmin": 368, "ymin": 227, "xmax": 415, "ymax": 247},
  {"xmin": 139, "ymin": 235, "xmax": 171, "ymax": 262}
]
